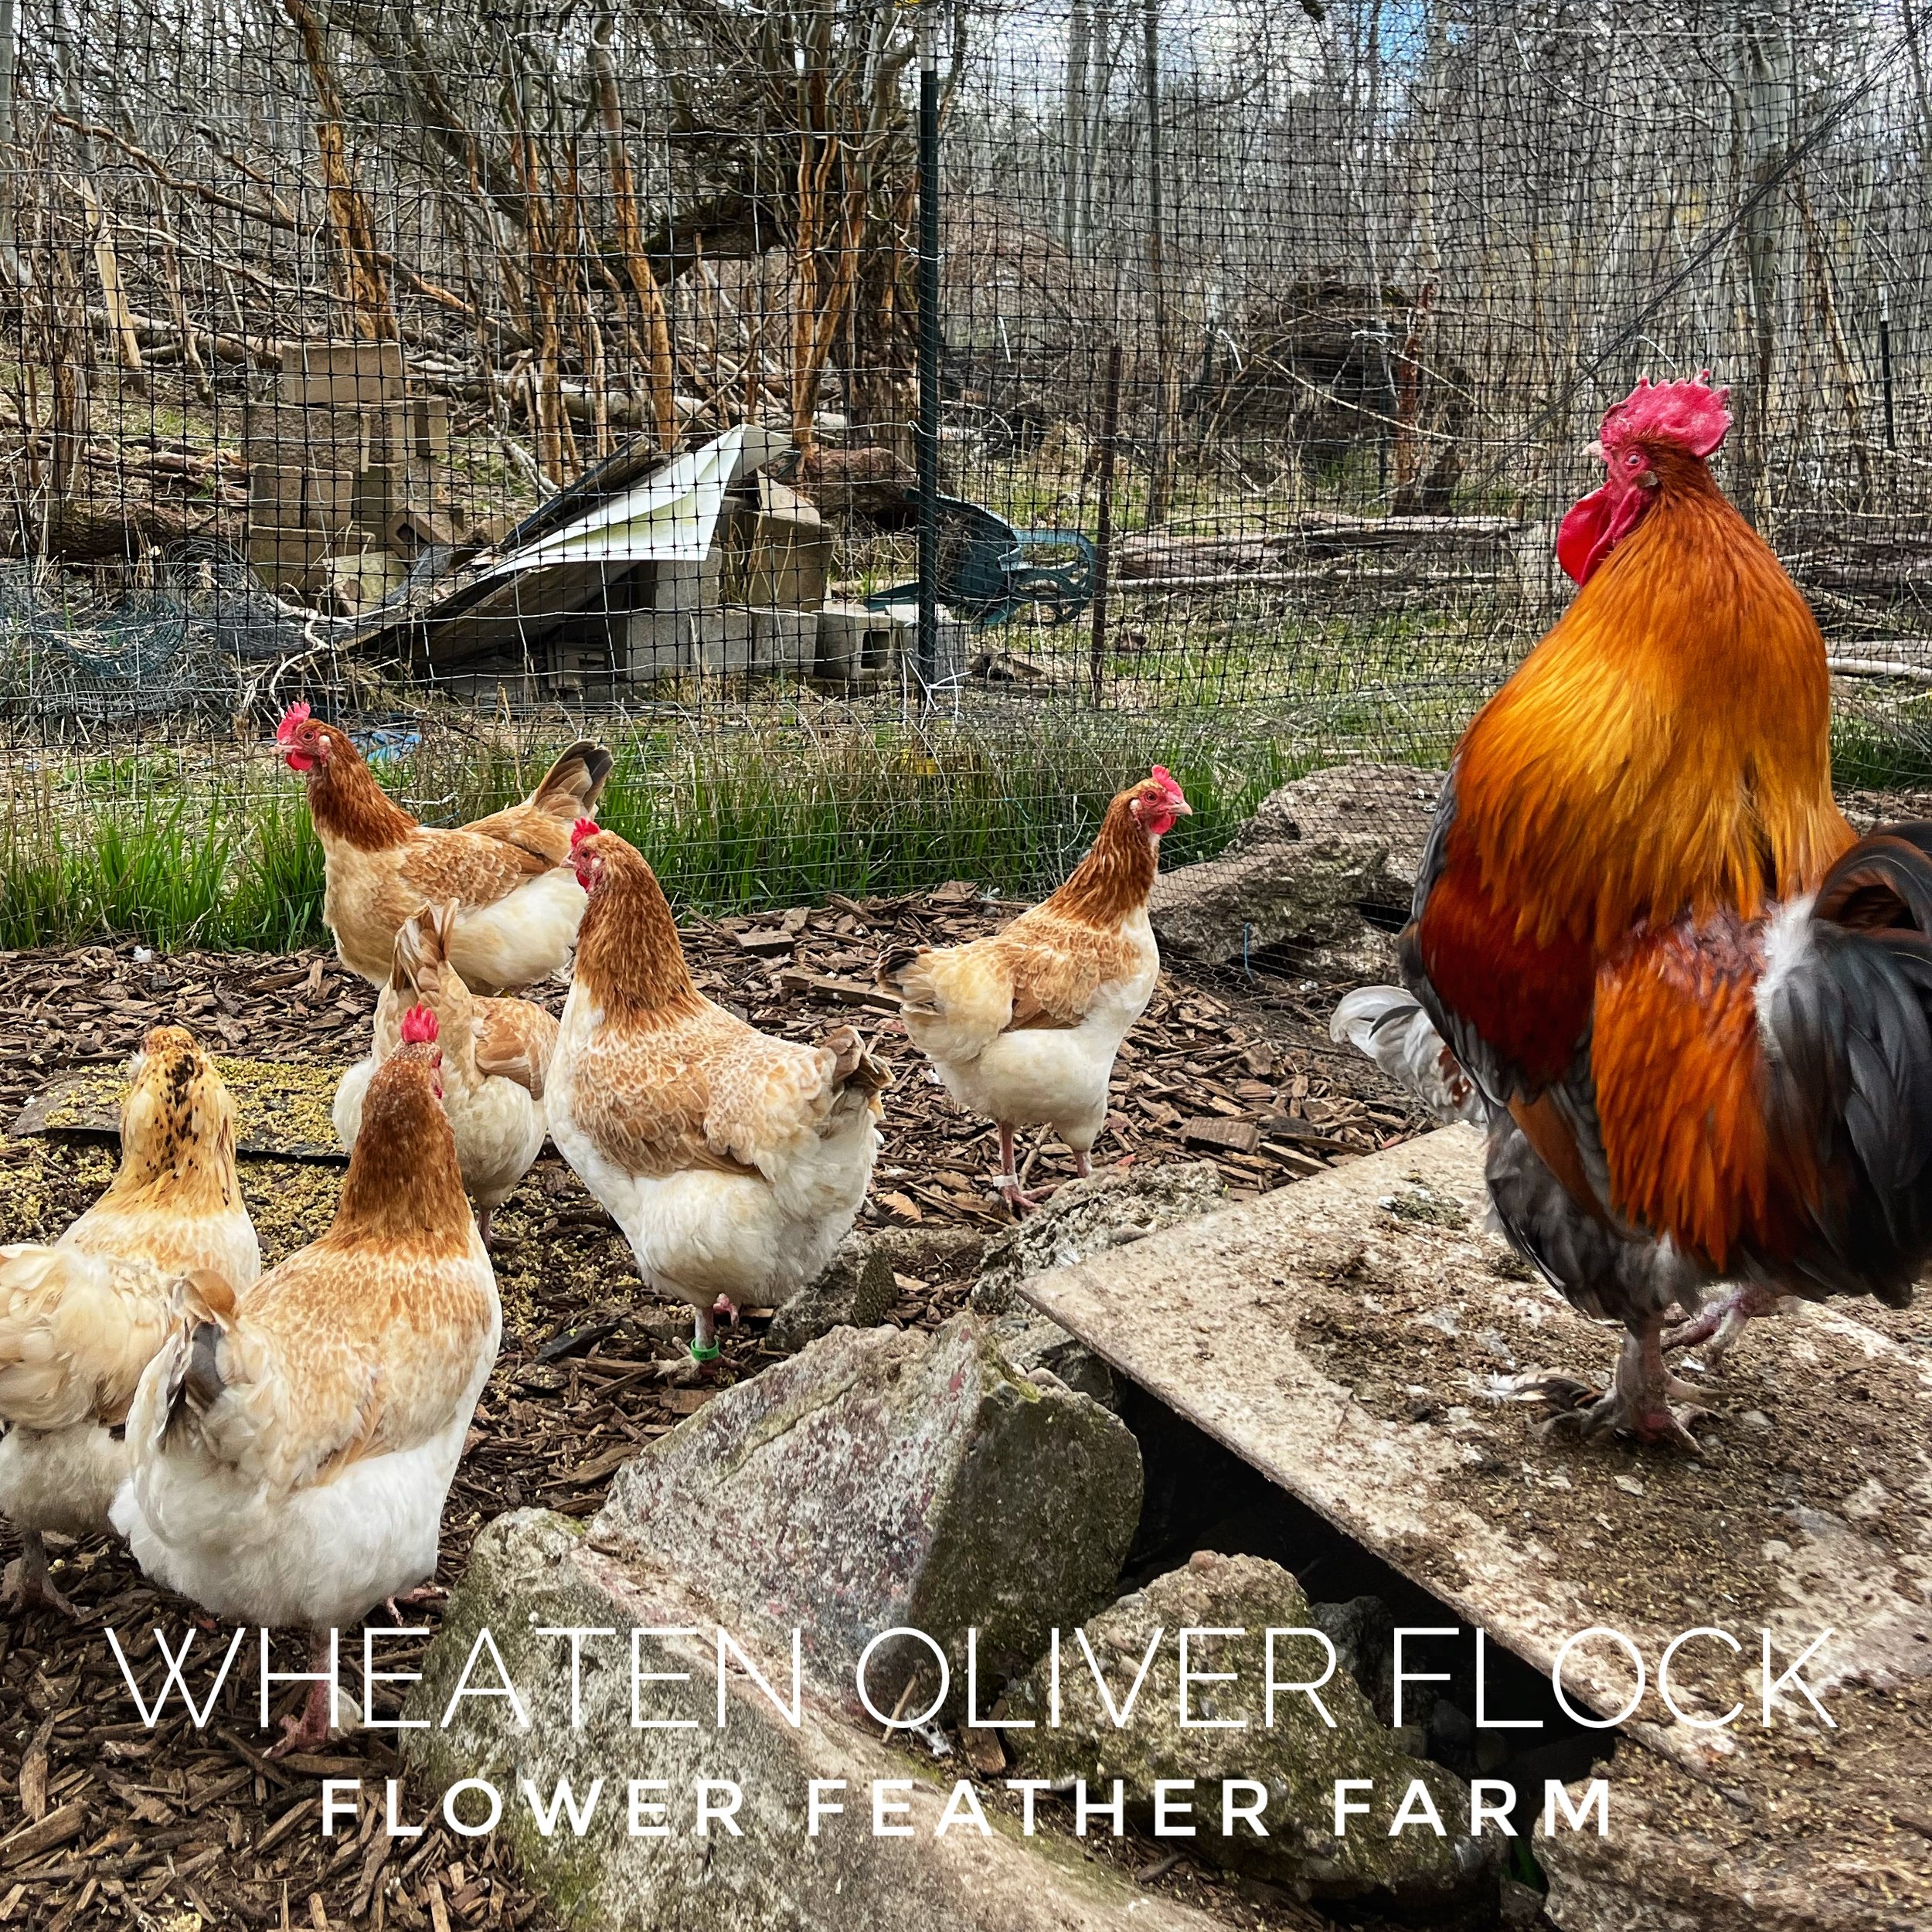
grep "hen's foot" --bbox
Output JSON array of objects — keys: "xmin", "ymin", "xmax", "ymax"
[
  {"xmin": 1072, "ymin": 1151, "xmax": 1093, "ymax": 1180},
  {"xmin": 2, "ymin": 1539, "xmax": 78, "ymax": 1620},
  {"xmin": 1664, "ymin": 1284, "xmax": 1783, "ymax": 1368},
  {"xmin": 711, "ymin": 1294, "xmax": 740, "ymax": 1327},
  {"xmin": 1533, "ymin": 1329, "xmax": 1713, "ymax": 1454},
  {"xmin": 384, "ymin": 1585, "xmax": 443, "ymax": 1621},
  {"xmin": 264, "ymin": 1673, "xmax": 335, "ymax": 1759},
  {"xmin": 996, "ymin": 1174, "xmax": 1041, "ymax": 1216}
]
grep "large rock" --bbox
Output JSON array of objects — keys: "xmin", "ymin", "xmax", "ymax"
[
  {"xmin": 971, "ymin": 1162, "xmax": 1227, "ymax": 1318},
  {"xmin": 767, "ymin": 1233, "xmax": 897, "ymax": 1349},
  {"xmin": 590, "ymin": 1311, "xmax": 1141, "ymax": 1714},
  {"xmin": 1149, "ymin": 762, "xmax": 1443, "ymax": 978},
  {"xmin": 404, "ymin": 1511, "xmax": 1228, "ymax": 1932},
  {"xmin": 771, "ymin": 1226, "xmax": 985, "ymax": 1352},
  {"xmin": 1002, "ymin": 1551, "xmax": 1500, "ymax": 1917},
  {"xmin": 975, "ymin": 1163, "xmax": 1230, "ymax": 1411}
]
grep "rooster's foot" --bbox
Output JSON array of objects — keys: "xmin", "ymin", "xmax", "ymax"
[
  {"xmin": 1532, "ymin": 1328, "xmax": 1713, "ymax": 1454},
  {"xmin": 1664, "ymin": 1284, "xmax": 1784, "ymax": 1368},
  {"xmin": 1, "ymin": 1536, "xmax": 78, "ymax": 1621}
]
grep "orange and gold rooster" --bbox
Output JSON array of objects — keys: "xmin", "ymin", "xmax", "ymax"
[
  {"xmin": 277, "ymin": 705, "xmax": 611, "ymax": 993},
  {"xmin": 1334, "ymin": 373, "xmax": 1932, "ymax": 1448}
]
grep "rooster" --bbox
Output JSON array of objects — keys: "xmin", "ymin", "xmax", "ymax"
[
  {"xmin": 1331, "ymin": 373, "xmax": 1932, "ymax": 1450},
  {"xmin": 547, "ymin": 823, "xmax": 889, "ymax": 1372},
  {"xmin": 114, "ymin": 1009, "xmax": 498, "ymax": 1753},
  {"xmin": 335, "ymin": 904, "xmax": 557, "ymax": 1243},
  {"xmin": 1, "ymin": 1029, "xmax": 260, "ymax": 1615},
  {"xmin": 876, "ymin": 767, "xmax": 1190, "ymax": 1211},
  {"xmin": 277, "ymin": 704, "xmax": 611, "ymax": 992}
]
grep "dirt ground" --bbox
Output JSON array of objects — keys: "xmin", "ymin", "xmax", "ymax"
[{"xmin": 0, "ymin": 890, "xmax": 1430, "ymax": 1932}]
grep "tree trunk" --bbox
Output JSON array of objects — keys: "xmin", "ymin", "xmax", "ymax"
[{"xmin": 284, "ymin": 0, "xmax": 396, "ymax": 342}]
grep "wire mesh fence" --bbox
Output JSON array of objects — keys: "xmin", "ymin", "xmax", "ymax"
[{"xmin": 1, "ymin": 0, "xmax": 1930, "ymax": 948}]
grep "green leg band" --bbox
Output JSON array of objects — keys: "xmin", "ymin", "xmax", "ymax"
[{"xmin": 689, "ymin": 1338, "xmax": 722, "ymax": 1364}]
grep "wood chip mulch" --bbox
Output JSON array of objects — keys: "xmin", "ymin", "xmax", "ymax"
[{"xmin": 0, "ymin": 886, "xmax": 1427, "ymax": 1932}]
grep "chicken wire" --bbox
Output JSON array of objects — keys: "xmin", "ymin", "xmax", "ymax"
[{"xmin": 1, "ymin": 0, "xmax": 1930, "ymax": 939}]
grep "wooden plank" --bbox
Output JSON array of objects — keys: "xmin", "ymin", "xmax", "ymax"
[
  {"xmin": 13, "ymin": 1056, "xmax": 348, "ymax": 1162},
  {"xmin": 1022, "ymin": 1126, "xmax": 1932, "ymax": 1930}
]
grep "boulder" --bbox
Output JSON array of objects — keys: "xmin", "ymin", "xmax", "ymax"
[
  {"xmin": 767, "ymin": 1233, "xmax": 897, "ymax": 1349},
  {"xmin": 1002, "ymin": 1551, "xmax": 1501, "ymax": 1916},
  {"xmin": 1228, "ymin": 762, "xmax": 1444, "ymax": 883},
  {"xmin": 1149, "ymin": 762, "xmax": 1444, "ymax": 979},
  {"xmin": 771, "ymin": 1226, "xmax": 985, "ymax": 1352},
  {"xmin": 971, "ymin": 1162, "xmax": 1227, "ymax": 1318},
  {"xmin": 973, "ymin": 1162, "xmax": 1229, "ymax": 1413},
  {"xmin": 404, "ymin": 1511, "xmax": 1228, "ymax": 1932},
  {"xmin": 590, "ymin": 1311, "xmax": 1141, "ymax": 1715},
  {"xmin": 988, "ymin": 1304, "xmax": 1118, "ymax": 1409}
]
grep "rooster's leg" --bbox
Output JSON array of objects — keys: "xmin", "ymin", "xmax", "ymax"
[
  {"xmin": 1663, "ymin": 1283, "xmax": 1784, "ymax": 1367},
  {"xmin": 1, "ymin": 1531, "xmax": 78, "ymax": 1620},
  {"xmin": 265, "ymin": 1634, "xmax": 336, "ymax": 1758},
  {"xmin": 995, "ymin": 1125, "xmax": 1040, "ymax": 1214},
  {"xmin": 1539, "ymin": 1321, "xmax": 1711, "ymax": 1454}
]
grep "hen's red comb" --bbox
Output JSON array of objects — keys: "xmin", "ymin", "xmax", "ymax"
[
  {"xmin": 1597, "ymin": 372, "xmax": 1731, "ymax": 461},
  {"xmin": 401, "ymin": 1005, "xmax": 439, "ymax": 1046},
  {"xmin": 275, "ymin": 701, "xmax": 312, "ymax": 744},
  {"xmin": 571, "ymin": 818, "xmax": 600, "ymax": 850},
  {"xmin": 1151, "ymin": 764, "xmax": 1186, "ymax": 802}
]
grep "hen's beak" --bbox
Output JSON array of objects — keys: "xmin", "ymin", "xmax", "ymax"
[{"xmin": 1172, "ymin": 798, "xmax": 1194, "ymax": 817}]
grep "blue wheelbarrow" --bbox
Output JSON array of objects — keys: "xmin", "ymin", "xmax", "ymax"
[{"xmin": 866, "ymin": 494, "xmax": 1097, "ymax": 631}]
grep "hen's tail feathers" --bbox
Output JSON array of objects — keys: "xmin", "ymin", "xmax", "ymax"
[
  {"xmin": 1330, "ymin": 987, "xmax": 1486, "ymax": 1125},
  {"xmin": 529, "ymin": 742, "xmax": 614, "ymax": 824},
  {"xmin": 876, "ymin": 944, "xmax": 922, "ymax": 994},
  {"xmin": 158, "ymin": 1270, "xmax": 237, "ymax": 1446},
  {"xmin": 825, "ymin": 1025, "xmax": 893, "ymax": 1097}
]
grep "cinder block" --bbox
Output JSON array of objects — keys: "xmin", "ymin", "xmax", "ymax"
[
  {"xmin": 752, "ymin": 607, "xmax": 818, "ymax": 676},
  {"xmin": 695, "ymin": 607, "xmax": 756, "ymax": 675},
  {"xmin": 625, "ymin": 608, "xmax": 693, "ymax": 684},
  {"xmin": 815, "ymin": 601, "xmax": 896, "ymax": 681}
]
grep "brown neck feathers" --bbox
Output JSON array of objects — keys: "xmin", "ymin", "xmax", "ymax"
[
  {"xmin": 574, "ymin": 847, "xmax": 704, "ymax": 1022},
  {"xmin": 308, "ymin": 729, "xmax": 417, "ymax": 851},
  {"xmin": 1044, "ymin": 792, "xmax": 1158, "ymax": 927},
  {"xmin": 329, "ymin": 1049, "xmax": 472, "ymax": 1248}
]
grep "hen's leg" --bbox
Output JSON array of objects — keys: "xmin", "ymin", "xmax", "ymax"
[
  {"xmin": 689, "ymin": 1301, "xmax": 722, "ymax": 1377},
  {"xmin": 1, "ymin": 1531, "xmax": 78, "ymax": 1620},
  {"xmin": 265, "ymin": 1633, "xmax": 336, "ymax": 1758},
  {"xmin": 1663, "ymin": 1283, "xmax": 1784, "ymax": 1367},
  {"xmin": 478, "ymin": 1206, "xmax": 496, "ymax": 1246},
  {"xmin": 1071, "ymin": 1149, "xmax": 1092, "ymax": 1180},
  {"xmin": 1538, "ymin": 1319, "xmax": 1711, "ymax": 1454},
  {"xmin": 995, "ymin": 1124, "xmax": 1039, "ymax": 1214}
]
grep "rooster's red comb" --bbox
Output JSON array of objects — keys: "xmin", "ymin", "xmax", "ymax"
[
  {"xmin": 401, "ymin": 1005, "xmax": 439, "ymax": 1046},
  {"xmin": 571, "ymin": 818, "xmax": 600, "ymax": 850},
  {"xmin": 1597, "ymin": 372, "xmax": 1731, "ymax": 461},
  {"xmin": 275, "ymin": 701, "xmax": 312, "ymax": 744}
]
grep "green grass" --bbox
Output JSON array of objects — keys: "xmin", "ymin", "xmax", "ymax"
[{"xmin": 0, "ymin": 711, "xmax": 1304, "ymax": 954}]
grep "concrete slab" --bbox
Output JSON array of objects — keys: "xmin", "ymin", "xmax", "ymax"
[
  {"xmin": 1020, "ymin": 1127, "xmax": 1932, "ymax": 1932},
  {"xmin": 13, "ymin": 1056, "xmax": 346, "ymax": 1161}
]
